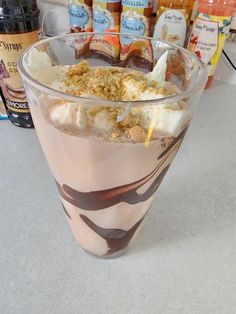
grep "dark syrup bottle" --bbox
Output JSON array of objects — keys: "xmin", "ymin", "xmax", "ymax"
[{"xmin": 0, "ymin": 0, "xmax": 40, "ymax": 128}]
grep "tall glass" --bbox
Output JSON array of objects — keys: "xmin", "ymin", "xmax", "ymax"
[{"xmin": 18, "ymin": 33, "xmax": 207, "ymax": 258}]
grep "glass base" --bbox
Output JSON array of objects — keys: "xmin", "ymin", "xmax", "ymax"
[{"xmin": 82, "ymin": 247, "xmax": 128, "ymax": 259}]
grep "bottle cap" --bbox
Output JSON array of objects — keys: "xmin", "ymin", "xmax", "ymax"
[
  {"xmin": 0, "ymin": 0, "xmax": 40, "ymax": 20},
  {"xmin": 0, "ymin": 0, "xmax": 40, "ymax": 32}
]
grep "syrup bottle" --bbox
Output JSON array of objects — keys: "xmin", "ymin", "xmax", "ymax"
[
  {"xmin": 0, "ymin": 0, "xmax": 40, "ymax": 128},
  {"xmin": 187, "ymin": 0, "xmax": 236, "ymax": 88},
  {"xmin": 153, "ymin": 0, "xmax": 195, "ymax": 47}
]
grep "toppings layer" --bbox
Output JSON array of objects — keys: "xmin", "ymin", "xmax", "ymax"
[
  {"xmin": 56, "ymin": 60, "xmax": 177, "ymax": 101},
  {"xmin": 26, "ymin": 49, "xmax": 188, "ymax": 143}
]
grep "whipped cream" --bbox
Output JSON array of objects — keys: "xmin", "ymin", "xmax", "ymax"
[
  {"xmin": 50, "ymin": 102, "xmax": 87, "ymax": 130},
  {"xmin": 140, "ymin": 105, "xmax": 186, "ymax": 137},
  {"xmin": 146, "ymin": 51, "xmax": 168, "ymax": 85},
  {"xmin": 48, "ymin": 101, "xmax": 187, "ymax": 139},
  {"xmin": 26, "ymin": 48, "xmax": 52, "ymax": 70}
]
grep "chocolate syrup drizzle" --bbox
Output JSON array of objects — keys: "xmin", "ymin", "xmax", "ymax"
[
  {"xmin": 80, "ymin": 214, "xmax": 144, "ymax": 254},
  {"xmin": 61, "ymin": 199, "xmax": 144, "ymax": 253},
  {"xmin": 57, "ymin": 126, "xmax": 188, "ymax": 254},
  {"xmin": 56, "ymin": 126, "xmax": 188, "ymax": 211},
  {"xmin": 57, "ymin": 164, "xmax": 169, "ymax": 211}
]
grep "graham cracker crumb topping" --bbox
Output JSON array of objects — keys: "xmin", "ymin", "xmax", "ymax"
[
  {"xmin": 46, "ymin": 61, "xmax": 185, "ymax": 143},
  {"xmin": 128, "ymin": 126, "xmax": 147, "ymax": 143},
  {"xmin": 62, "ymin": 60, "xmax": 171, "ymax": 101}
]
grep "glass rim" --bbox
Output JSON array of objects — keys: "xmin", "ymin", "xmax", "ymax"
[{"xmin": 18, "ymin": 32, "xmax": 208, "ymax": 106}]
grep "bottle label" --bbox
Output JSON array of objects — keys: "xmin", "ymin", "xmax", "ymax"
[
  {"xmin": 68, "ymin": 4, "xmax": 92, "ymax": 30},
  {"xmin": 122, "ymin": 0, "xmax": 151, "ymax": 9},
  {"xmin": 0, "ymin": 31, "xmax": 39, "ymax": 113},
  {"xmin": 93, "ymin": 7, "xmax": 112, "ymax": 32},
  {"xmin": 91, "ymin": 0, "xmax": 120, "ymax": 59},
  {"xmin": 119, "ymin": 7, "xmax": 152, "ymax": 64},
  {"xmin": 120, "ymin": 11, "xmax": 148, "ymax": 46},
  {"xmin": 154, "ymin": 8, "xmax": 188, "ymax": 47},
  {"xmin": 93, "ymin": 3, "xmax": 117, "ymax": 32},
  {"xmin": 187, "ymin": 13, "xmax": 232, "ymax": 76}
]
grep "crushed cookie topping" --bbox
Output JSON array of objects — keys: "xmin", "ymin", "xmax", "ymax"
[
  {"xmin": 128, "ymin": 126, "xmax": 147, "ymax": 143},
  {"xmin": 67, "ymin": 60, "xmax": 90, "ymax": 76},
  {"xmin": 46, "ymin": 61, "xmax": 185, "ymax": 143},
  {"xmin": 62, "ymin": 60, "xmax": 173, "ymax": 101}
]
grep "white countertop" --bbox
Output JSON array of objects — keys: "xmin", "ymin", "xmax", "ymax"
[{"xmin": 0, "ymin": 81, "xmax": 236, "ymax": 314}]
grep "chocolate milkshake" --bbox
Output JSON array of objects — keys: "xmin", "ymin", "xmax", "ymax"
[
  {"xmin": 32, "ymin": 111, "xmax": 187, "ymax": 257},
  {"xmin": 24, "ymin": 50, "xmax": 190, "ymax": 257}
]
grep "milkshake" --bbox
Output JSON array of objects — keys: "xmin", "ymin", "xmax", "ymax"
[{"xmin": 19, "ymin": 33, "xmax": 207, "ymax": 258}]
